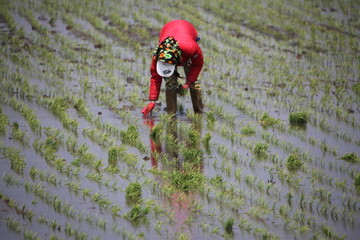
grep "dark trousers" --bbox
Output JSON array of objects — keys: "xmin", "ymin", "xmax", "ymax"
[{"xmin": 164, "ymin": 62, "xmax": 203, "ymax": 114}]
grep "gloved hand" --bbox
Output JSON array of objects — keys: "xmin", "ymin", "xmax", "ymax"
[
  {"xmin": 177, "ymin": 84, "xmax": 188, "ymax": 96},
  {"xmin": 142, "ymin": 102, "xmax": 155, "ymax": 115},
  {"xmin": 182, "ymin": 83, "xmax": 190, "ymax": 89}
]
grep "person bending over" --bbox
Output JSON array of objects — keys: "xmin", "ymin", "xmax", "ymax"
[{"xmin": 142, "ymin": 20, "xmax": 204, "ymax": 115}]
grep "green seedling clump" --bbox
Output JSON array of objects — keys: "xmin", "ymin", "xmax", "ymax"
[
  {"xmin": 352, "ymin": 82, "xmax": 360, "ymax": 95},
  {"xmin": 150, "ymin": 123, "xmax": 163, "ymax": 139},
  {"xmin": 241, "ymin": 124, "xmax": 256, "ymax": 135},
  {"xmin": 355, "ymin": 173, "xmax": 360, "ymax": 192},
  {"xmin": 224, "ymin": 217, "xmax": 234, "ymax": 234},
  {"xmin": 108, "ymin": 145, "xmax": 126, "ymax": 166},
  {"xmin": 286, "ymin": 154, "xmax": 303, "ymax": 171},
  {"xmin": 125, "ymin": 205, "xmax": 149, "ymax": 223},
  {"xmin": 169, "ymin": 169, "xmax": 204, "ymax": 192},
  {"xmin": 259, "ymin": 112, "xmax": 280, "ymax": 126},
  {"xmin": 125, "ymin": 182, "xmax": 142, "ymax": 202},
  {"xmin": 0, "ymin": 109, "xmax": 8, "ymax": 135},
  {"xmin": 120, "ymin": 125, "xmax": 140, "ymax": 145},
  {"xmin": 252, "ymin": 142, "xmax": 269, "ymax": 158},
  {"xmin": 210, "ymin": 175, "xmax": 224, "ymax": 188},
  {"xmin": 188, "ymin": 128, "xmax": 200, "ymax": 146},
  {"xmin": 202, "ymin": 132, "xmax": 211, "ymax": 151},
  {"xmin": 339, "ymin": 153, "xmax": 359, "ymax": 163},
  {"xmin": 206, "ymin": 111, "xmax": 215, "ymax": 128},
  {"xmin": 182, "ymin": 147, "xmax": 203, "ymax": 165},
  {"xmin": 289, "ymin": 112, "xmax": 308, "ymax": 125}
]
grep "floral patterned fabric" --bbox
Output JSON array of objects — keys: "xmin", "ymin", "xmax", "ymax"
[{"xmin": 154, "ymin": 37, "xmax": 181, "ymax": 65}]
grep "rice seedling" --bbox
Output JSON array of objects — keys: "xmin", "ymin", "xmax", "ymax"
[
  {"xmin": 320, "ymin": 224, "xmax": 346, "ymax": 240},
  {"xmin": 23, "ymin": 228, "xmax": 41, "ymax": 240},
  {"xmin": 2, "ymin": 173, "xmax": 21, "ymax": 186},
  {"xmin": 201, "ymin": 132, "xmax": 211, "ymax": 152},
  {"xmin": 120, "ymin": 124, "xmax": 146, "ymax": 152},
  {"xmin": 289, "ymin": 112, "xmax": 308, "ymax": 125},
  {"xmin": 258, "ymin": 112, "xmax": 280, "ymax": 126},
  {"xmin": 286, "ymin": 153, "xmax": 303, "ymax": 171},
  {"xmin": 150, "ymin": 122, "xmax": 163, "ymax": 139},
  {"xmin": 6, "ymin": 217, "xmax": 21, "ymax": 233},
  {"xmin": 339, "ymin": 152, "xmax": 359, "ymax": 163},
  {"xmin": 0, "ymin": 108, "xmax": 8, "ymax": 135},
  {"xmin": 125, "ymin": 204, "xmax": 150, "ymax": 224},
  {"xmin": 125, "ymin": 181, "xmax": 142, "ymax": 203},
  {"xmin": 8, "ymin": 98, "xmax": 42, "ymax": 134},
  {"xmin": 240, "ymin": 124, "xmax": 256, "ymax": 135},
  {"xmin": 1, "ymin": 146, "xmax": 26, "ymax": 175},
  {"xmin": 168, "ymin": 168, "xmax": 205, "ymax": 192},
  {"xmin": 355, "ymin": 173, "xmax": 360, "ymax": 192},
  {"xmin": 252, "ymin": 141, "xmax": 269, "ymax": 159},
  {"xmin": 210, "ymin": 175, "xmax": 224, "ymax": 188},
  {"xmin": 223, "ymin": 217, "xmax": 234, "ymax": 235},
  {"xmin": 206, "ymin": 111, "xmax": 215, "ymax": 129}
]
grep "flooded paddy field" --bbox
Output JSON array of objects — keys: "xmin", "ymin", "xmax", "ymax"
[{"xmin": 0, "ymin": 0, "xmax": 359, "ymax": 239}]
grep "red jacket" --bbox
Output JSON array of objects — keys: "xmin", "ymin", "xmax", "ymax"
[{"xmin": 149, "ymin": 20, "xmax": 204, "ymax": 101}]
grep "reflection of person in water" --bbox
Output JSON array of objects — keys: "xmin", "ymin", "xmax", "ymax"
[{"xmin": 144, "ymin": 118, "xmax": 203, "ymax": 236}]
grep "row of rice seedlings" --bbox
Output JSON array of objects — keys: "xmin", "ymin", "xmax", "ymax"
[
  {"xmin": 6, "ymin": 97, "xmax": 42, "ymax": 134},
  {"xmin": 42, "ymin": 97, "xmax": 79, "ymax": 132},
  {"xmin": 4, "ymin": 9, "xmax": 149, "ymax": 135},
  {"xmin": 62, "ymin": 13, "xmax": 106, "ymax": 47},
  {"xmin": 269, "ymin": 58, "xmax": 358, "ymax": 129},
  {"xmin": 203, "ymin": 177, "xmax": 281, "ymax": 238},
  {"xmin": 2, "ymin": 12, "xmax": 150, "ymax": 159},
  {"xmin": 261, "ymin": 130, "xmax": 357, "ymax": 181},
  {"xmin": 194, "ymin": 51, "xmax": 354, "ymax": 240},
  {"xmin": 120, "ymin": 124, "xmax": 147, "ymax": 153},
  {"xmin": 23, "ymin": 180, "xmax": 105, "ymax": 226},
  {"xmin": 45, "ymin": 123, "xmax": 146, "ymax": 184},
  {"xmin": 160, "ymin": 120, "xmax": 284, "ymax": 236},
  {"xmin": 2, "ymin": 187, "xmax": 74, "ymax": 238},
  {"xmin": 0, "ymin": 144, "xmax": 26, "ymax": 175},
  {"xmin": 29, "ymin": 167, "xmax": 61, "ymax": 187},
  {"xmin": 199, "ymin": 128, "xmax": 354, "ymax": 235},
  {"xmin": 10, "ymin": 122, "xmax": 30, "ymax": 145},
  {"xmin": 17, "ymin": 6, "xmax": 49, "ymax": 35},
  {"xmin": 0, "ymin": 106, "xmax": 9, "ymax": 135},
  {"xmin": 82, "ymin": 11, "xmax": 141, "ymax": 50},
  {"xmin": 0, "ymin": 192, "xmax": 35, "ymax": 221},
  {"xmin": 1, "ymin": 70, "xmax": 75, "ymax": 139},
  {"xmin": 6, "ymin": 216, "xmax": 41, "ymax": 240},
  {"xmin": 31, "ymin": 137, "xmax": 80, "ymax": 177},
  {"xmin": 2, "ymin": 36, "xmax": 144, "ymax": 162},
  {"xmin": 0, "ymin": 2, "xmax": 20, "ymax": 34},
  {"xmin": 82, "ymin": 127, "xmax": 114, "ymax": 148},
  {"xmin": 215, "ymin": 88, "xmax": 343, "ymax": 157}
]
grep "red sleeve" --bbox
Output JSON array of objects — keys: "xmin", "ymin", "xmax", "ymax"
[
  {"xmin": 185, "ymin": 44, "xmax": 204, "ymax": 83},
  {"xmin": 149, "ymin": 58, "xmax": 162, "ymax": 101}
]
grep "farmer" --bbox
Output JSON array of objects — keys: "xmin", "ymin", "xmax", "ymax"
[{"xmin": 142, "ymin": 20, "xmax": 204, "ymax": 115}]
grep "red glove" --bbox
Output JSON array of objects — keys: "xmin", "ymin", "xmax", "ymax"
[
  {"xmin": 182, "ymin": 83, "xmax": 190, "ymax": 89},
  {"xmin": 142, "ymin": 102, "xmax": 155, "ymax": 115}
]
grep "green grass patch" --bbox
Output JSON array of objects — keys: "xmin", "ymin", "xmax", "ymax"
[
  {"xmin": 241, "ymin": 124, "xmax": 256, "ymax": 135},
  {"xmin": 339, "ymin": 152, "xmax": 359, "ymax": 163},
  {"xmin": 125, "ymin": 182, "xmax": 142, "ymax": 203},
  {"xmin": 289, "ymin": 112, "xmax": 308, "ymax": 125},
  {"xmin": 252, "ymin": 142, "xmax": 269, "ymax": 158},
  {"xmin": 125, "ymin": 205, "xmax": 150, "ymax": 224},
  {"xmin": 286, "ymin": 154, "xmax": 303, "ymax": 171},
  {"xmin": 259, "ymin": 112, "xmax": 280, "ymax": 126}
]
